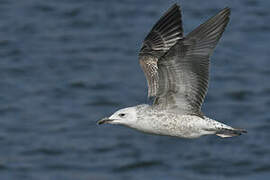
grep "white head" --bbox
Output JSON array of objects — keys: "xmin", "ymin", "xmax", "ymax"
[{"xmin": 98, "ymin": 107, "xmax": 137, "ymax": 126}]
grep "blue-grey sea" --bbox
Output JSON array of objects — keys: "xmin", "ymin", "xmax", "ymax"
[{"xmin": 1, "ymin": 0, "xmax": 270, "ymax": 179}]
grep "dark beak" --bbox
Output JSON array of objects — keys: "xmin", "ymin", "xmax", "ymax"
[{"xmin": 97, "ymin": 117, "xmax": 114, "ymax": 125}]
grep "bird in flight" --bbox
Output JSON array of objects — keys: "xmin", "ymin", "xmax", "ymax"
[{"xmin": 97, "ymin": 4, "xmax": 246, "ymax": 138}]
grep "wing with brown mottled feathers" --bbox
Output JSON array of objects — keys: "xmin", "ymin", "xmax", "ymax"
[
  {"xmin": 139, "ymin": 4, "xmax": 183, "ymax": 97},
  {"xmin": 154, "ymin": 8, "xmax": 230, "ymax": 116}
]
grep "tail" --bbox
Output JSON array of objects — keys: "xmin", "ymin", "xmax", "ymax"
[{"xmin": 216, "ymin": 128, "xmax": 247, "ymax": 138}]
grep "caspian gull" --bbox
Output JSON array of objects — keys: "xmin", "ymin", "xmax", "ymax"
[{"xmin": 97, "ymin": 4, "xmax": 246, "ymax": 138}]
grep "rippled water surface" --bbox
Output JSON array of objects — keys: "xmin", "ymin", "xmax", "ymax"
[{"xmin": 1, "ymin": 0, "xmax": 270, "ymax": 179}]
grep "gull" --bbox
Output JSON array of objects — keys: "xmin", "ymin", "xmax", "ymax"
[{"xmin": 97, "ymin": 4, "xmax": 247, "ymax": 138}]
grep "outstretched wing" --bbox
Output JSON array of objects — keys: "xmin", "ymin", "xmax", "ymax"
[
  {"xmin": 139, "ymin": 4, "xmax": 183, "ymax": 97},
  {"xmin": 154, "ymin": 8, "xmax": 230, "ymax": 116}
]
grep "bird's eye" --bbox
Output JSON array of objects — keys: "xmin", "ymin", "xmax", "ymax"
[{"xmin": 119, "ymin": 113, "xmax": 125, "ymax": 117}]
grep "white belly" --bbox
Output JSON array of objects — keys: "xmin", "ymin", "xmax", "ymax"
[{"xmin": 130, "ymin": 114, "xmax": 218, "ymax": 138}]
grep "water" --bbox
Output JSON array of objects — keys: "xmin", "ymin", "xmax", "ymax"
[{"xmin": 0, "ymin": 0, "xmax": 270, "ymax": 179}]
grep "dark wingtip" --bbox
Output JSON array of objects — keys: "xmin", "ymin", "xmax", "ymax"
[
  {"xmin": 151, "ymin": 2, "xmax": 183, "ymax": 35},
  {"xmin": 223, "ymin": 7, "xmax": 231, "ymax": 12},
  {"xmin": 185, "ymin": 6, "xmax": 231, "ymax": 46},
  {"xmin": 140, "ymin": 2, "xmax": 183, "ymax": 56},
  {"xmin": 220, "ymin": 7, "xmax": 231, "ymax": 17},
  {"xmin": 170, "ymin": 3, "xmax": 180, "ymax": 9}
]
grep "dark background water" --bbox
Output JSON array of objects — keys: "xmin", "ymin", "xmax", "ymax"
[{"xmin": 0, "ymin": 0, "xmax": 269, "ymax": 179}]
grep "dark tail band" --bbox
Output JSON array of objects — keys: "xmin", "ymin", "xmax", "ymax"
[{"xmin": 216, "ymin": 128, "xmax": 247, "ymax": 138}]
